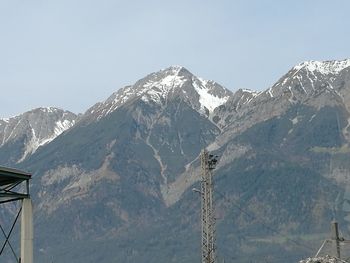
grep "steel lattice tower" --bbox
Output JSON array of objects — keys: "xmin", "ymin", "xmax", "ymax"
[{"xmin": 200, "ymin": 149, "xmax": 217, "ymax": 263}]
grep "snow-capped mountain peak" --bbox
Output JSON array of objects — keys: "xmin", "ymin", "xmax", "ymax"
[
  {"xmin": 293, "ymin": 59, "xmax": 350, "ymax": 75},
  {"xmin": 0, "ymin": 107, "xmax": 77, "ymax": 163},
  {"xmin": 141, "ymin": 66, "xmax": 231, "ymax": 113},
  {"xmin": 85, "ymin": 66, "xmax": 232, "ymax": 121},
  {"xmin": 159, "ymin": 65, "xmax": 185, "ymax": 74},
  {"xmin": 140, "ymin": 66, "xmax": 189, "ymax": 103},
  {"xmin": 212, "ymin": 58, "xmax": 350, "ymax": 131},
  {"xmin": 263, "ymin": 58, "xmax": 350, "ymax": 100}
]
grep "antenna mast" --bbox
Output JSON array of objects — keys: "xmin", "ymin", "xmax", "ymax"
[{"xmin": 200, "ymin": 149, "xmax": 217, "ymax": 263}]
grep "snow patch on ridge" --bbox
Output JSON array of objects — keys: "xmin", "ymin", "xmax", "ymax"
[
  {"xmin": 142, "ymin": 73, "xmax": 186, "ymax": 104},
  {"xmin": 294, "ymin": 59, "xmax": 350, "ymax": 75},
  {"xmin": 193, "ymin": 78, "xmax": 230, "ymax": 112},
  {"xmin": 238, "ymin": 89, "xmax": 261, "ymax": 105},
  {"xmin": 18, "ymin": 118, "xmax": 76, "ymax": 162},
  {"xmin": 0, "ymin": 118, "xmax": 9, "ymax": 123},
  {"xmin": 242, "ymin": 88, "xmax": 258, "ymax": 94},
  {"xmin": 144, "ymin": 74, "xmax": 185, "ymax": 90},
  {"xmin": 54, "ymin": 119, "xmax": 75, "ymax": 137}
]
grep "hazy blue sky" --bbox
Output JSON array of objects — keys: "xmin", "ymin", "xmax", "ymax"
[{"xmin": 1, "ymin": 0, "xmax": 349, "ymax": 117}]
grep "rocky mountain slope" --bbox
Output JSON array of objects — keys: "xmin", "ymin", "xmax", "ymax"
[
  {"xmin": 212, "ymin": 59, "xmax": 350, "ymax": 144},
  {"xmin": 0, "ymin": 107, "xmax": 77, "ymax": 165},
  {"xmin": 2, "ymin": 60, "xmax": 350, "ymax": 263}
]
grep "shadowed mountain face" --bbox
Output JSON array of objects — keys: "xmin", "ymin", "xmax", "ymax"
[{"xmin": 2, "ymin": 61, "xmax": 350, "ymax": 263}]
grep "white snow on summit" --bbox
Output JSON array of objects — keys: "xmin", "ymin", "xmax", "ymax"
[
  {"xmin": 87, "ymin": 66, "xmax": 188, "ymax": 118},
  {"xmin": 142, "ymin": 68, "xmax": 187, "ymax": 104},
  {"xmin": 141, "ymin": 68, "xmax": 230, "ymax": 113},
  {"xmin": 145, "ymin": 74, "xmax": 185, "ymax": 89},
  {"xmin": 294, "ymin": 59, "xmax": 350, "ymax": 75},
  {"xmin": 264, "ymin": 58, "xmax": 350, "ymax": 99},
  {"xmin": 87, "ymin": 66, "xmax": 231, "ymax": 120}
]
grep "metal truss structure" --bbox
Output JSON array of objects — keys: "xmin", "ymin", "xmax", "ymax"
[
  {"xmin": 200, "ymin": 149, "xmax": 218, "ymax": 263},
  {"xmin": 0, "ymin": 166, "xmax": 32, "ymax": 263}
]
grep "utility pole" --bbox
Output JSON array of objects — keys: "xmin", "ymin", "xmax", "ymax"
[
  {"xmin": 315, "ymin": 221, "xmax": 350, "ymax": 261},
  {"xmin": 331, "ymin": 221, "xmax": 341, "ymax": 259},
  {"xmin": 200, "ymin": 149, "xmax": 218, "ymax": 263}
]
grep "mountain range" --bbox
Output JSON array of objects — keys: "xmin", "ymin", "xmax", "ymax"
[{"xmin": 2, "ymin": 60, "xmax": 350, "ymax": 263}]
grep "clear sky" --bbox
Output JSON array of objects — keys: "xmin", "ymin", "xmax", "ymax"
[{"xmin": 1, "ymin": 0, "xmax": 349, "ymax": 117}]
